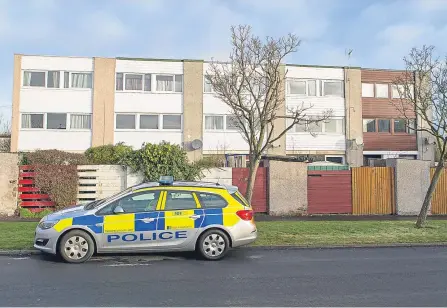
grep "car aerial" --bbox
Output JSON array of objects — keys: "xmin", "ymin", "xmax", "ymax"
[{"xmin": 34, "ymin": 176, "xmax": 257, "ymax": 263}]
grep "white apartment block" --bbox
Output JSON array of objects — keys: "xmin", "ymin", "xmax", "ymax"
[{"xmin": 11, "ymin": 54, "xmax": 368, "ymax": 166}]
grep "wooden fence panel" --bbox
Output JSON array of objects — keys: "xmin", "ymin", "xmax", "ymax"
[
  {"xmin": 18, "ymin": 165, "xmax": 55, "ymax": 213},
  {"xmin": 352, "ymin": 167, "xmax": 395, "ymax": 215},
  {"xmin": 431, "ymin": 168, "xmax": 447, "ymax": 214},
  {"xmin": 232, "ymin": 167, "xmax": 268, "ymax": 213},
  {"xmin": 77, "ymin": 165, "xmax": 125, "ymax": 203}
]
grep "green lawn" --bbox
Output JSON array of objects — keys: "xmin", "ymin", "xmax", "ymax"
[{"xmin": 1, "ymin": 220, "xmax": 447, "ymax": 250}]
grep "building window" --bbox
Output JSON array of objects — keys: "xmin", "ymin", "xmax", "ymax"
[
  {"xmin": 307, "ymin": 121, "xmax": 323, "ymax": 133},
  {"xmin": 116, "ymin": 114, "xmax": 136, "ymax": 129},
  {"xmin": 378, "ymin": 119, "xmax": 391, "ymax": 132},
  {"xmin": 324, "ymin": 119, "xmax": 344, "ymax": 134},
  {"xmin": 70, "ymin": 114, "xmax": 91, "ymax": 130},
  {"xmin": 174, "ymin": 75, "xmax": 183, "ymax": 92},
  {"xmin": 69, "ymin": 73, "xmax": 92, "ymax": 88},
  {"xmin": 392, "ymin": 84, "xmax": 405, "ymax": 99},
  {"xmin": 362, "ymin": 83, "xmax": 374, "ymax": 97},
  {"xmin": 204, "ymin": 76, "xmax": 213, "ymax": 93},
  {"xmin": 23, "ymin": 71, "xmax": 46, "ymax": 87},
  {"xmin": 407, "ymin": 119, "xmax": 416, "ymax": 134},
  {"xmin": 47, "ymin": 113, "xmax": 67, "ymax": 130},
  {"xmin": 325, "ymin": 156, "xmax": 344, "ymax": 164},
  {"xmin": 144, "ymin": 74, "xmax": 151, "ymax": 92},
  {"xmin": 393, "ymin": 119, "xmax": 406, "ymax": 133},
  {"xmin": 116, "ymin": 73, "xmax": 124, "ymax": 91},
  {"xmin": 363, "ymin": 119, "xmax": 376, "ymax": 132},
  {"xmin": 323, "ymin": 81, "xmax": 343, "ymax": 97},
  {"xmin": 47, "ymin": 71, "xmax": 60, "ymax": 88},
  {"xmin": 125, "ymin": 74, "xmax": 143, "ymax": 91},
  {"xmin": 139, "ymin": 115, "xmax": 159, "ymax": 129},
  {"xmin": 21, "ymin": 114, "xmax": 44, "ymax": 129},
  {"xmin": 205, "ymin": 115, "xmax": 224, "ymax": 130},
  {"xmin": 307, "ymin": 80, "xmax": 317, "ymax": 96},
  {"xmin": 156, "ymin": 75, "xmax": 174, "ymax": 92},
  {"xmin": 162, "ymin": 115, "xmax": 182, "ymax": 130},
  {"xmin": 375, "ymin": 84, "xmax": 388, "ymax": 98},
  {"xmin": 287, "ymin": 79, "xmax": 306, "ymax": 95},
  {"xmin": 226, "ymin": 115, "xmax": 240, "ymax": 130}
]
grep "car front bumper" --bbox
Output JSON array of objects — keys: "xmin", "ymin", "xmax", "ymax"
[{"xmin": 34, "ymin": 227, "xmax": 60, "ymax": 255}]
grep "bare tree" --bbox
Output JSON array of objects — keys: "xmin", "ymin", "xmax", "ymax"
[
  {"xmin": 393, "ymin": 45, "xmax": 447, "ymax": 228},
  {"xmin": 206, "ymin": 25, "xmax": 332, "ymax": 202},
  {"xmin": 0, "ymin": 114, "xmax": 11, "ymax": 152}
]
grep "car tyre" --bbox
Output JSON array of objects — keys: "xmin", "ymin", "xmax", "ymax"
[
  {"xmin": 197, "ymin": 229, "xmax": 230, "ymax": 261},
  {"xmin": 58, "ymin": 230, "xmax": 95, "ymax": 264}
]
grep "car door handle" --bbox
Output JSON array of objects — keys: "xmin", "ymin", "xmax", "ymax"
[
  {"xmin": 190, "ymin": 215, "xmax": 201, "ymax": 220},
  {"xmin": 142, "ymin": 218, "xmax": 155, "ymax": 223}
]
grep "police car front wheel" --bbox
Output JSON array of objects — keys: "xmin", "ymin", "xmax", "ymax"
[
  {"xmin": 197, "ymin": 229, "xmax": 229, "ymax": 260},
  {"xmin": 58, "ymin": 230, "xmax": 95, "ymax": 263}
]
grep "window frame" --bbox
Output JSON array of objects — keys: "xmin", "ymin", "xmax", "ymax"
[
  {"xmin": 96, "ymin": 190, "xmax": 162, "ymax": 215},
  {"xmin": 288, "ymin": 117, "xmax": 345, "ymax": 134},
  {"xmin": 20, "ymin": 113, "xmax": 45, "ymax": 130},
  {"xmin": 115, "ymin": 113, "xmax": 137, "ymax": 130},
  {"xmin": 138, "ymin": 114, "xmax": 160, "ymax": 130},
  {"xmin": 361, "ymin": 83, "xmax": 374, "ymax": 98},
  {"xmin": 204, "ymin": 76, "xmax": 214, "ymax": 93},
  {"xmin": 114, "ymin": 113, "xmax": 183, "ymax": 131},
  {"xmin": 287, "ymin": 78, "xmax": 316, "ymax": 96},
  {"xmin": 393, "ymin": 119, "xmax": 407, "ymax": 134},
  {"xmin": 64, "ymin": 71, "xmax": 93, "ymax": 89},
  {"xmin": 162, "ymin": 114, "xmax": 182, "ymax": 130},
  {"xmin": 363, "ymin": 119, "xmax": 376, "ymax": 133},
  {"xmin": 204, "ymin": 115, "xmax": 225, "ymax": 131},
  {"xmin": 162, "ymin": 190, "xmax": 200, "ymax": 211},
  {"xmin": 154, "ymin": 74, "xmax": 183, "ymax": 93},
  {"xmin": 46, "ymin": 113, "xmax": 68, "ymax": 130},
  {"xmin": 69, "ymin": 113, "xmax": 92, "ymax": 130},
  {"xmin": 22, "ymin": 70, "xmax": 47, "ymax": 88},
  {"xmin": 115, "ymin": 72, "xmax": 152, "ymax": 93},
  {"xmin": 375, "ymin": 84, "xmax": 389, "ymax": 98},
  {"xmin": 322, "ymin": 80, "xmax": 344, "ymax": 97},
  {"xmin": 377, "ymin": 119, "xmax": 391, "ymax": 133},
  {"xmin": 325, "ymin": 155, "xmax": 345, "ymax": 164}
]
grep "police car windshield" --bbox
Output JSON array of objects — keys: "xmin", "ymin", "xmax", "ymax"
[{"xmin": 84, "ymin": 188, "xmax": 132, "ymax": 210}]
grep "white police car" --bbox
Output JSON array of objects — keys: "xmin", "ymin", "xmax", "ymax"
[{"xmin": 34, "ymin": 176, "xmax": 257, "ymax": 263}]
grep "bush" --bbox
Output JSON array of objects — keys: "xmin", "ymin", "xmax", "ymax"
[
  {"xmin": 19, "ymin": 208, "xmax": 53, "ymax": 219},
  {"xmin": 126, "ymin": 141, "xmax": 202, "ymax": 181},
  {"xmin": 20, "ymin": 150, "xmax": 82, "ymax": 210},
  {"xmin": 84, "ymin": 143, "xmax": 133, "ymax": 165}
]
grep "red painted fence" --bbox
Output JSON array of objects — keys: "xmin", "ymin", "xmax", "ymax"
[
  {"xmin": 232, "ymin": 167, "xmax": 268, "ymax": 213},
  {"xmin": 18, "ymin": 165, "xmax": 55, "ymax": 213}
]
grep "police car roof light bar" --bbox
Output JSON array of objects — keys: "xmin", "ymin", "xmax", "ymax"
[{"xmin": 159, "ymin": 176, "xmax": 174, "ymax": 185}]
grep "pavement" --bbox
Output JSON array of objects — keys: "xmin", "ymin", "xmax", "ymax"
[{"xmin": 1, "ymin": 247, "xmax": 447, "ymax": 306}]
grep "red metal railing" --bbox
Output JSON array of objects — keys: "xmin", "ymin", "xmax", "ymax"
[{"xmin": 18, "ymin": 165, "xmax": 55, "ymax": 213}]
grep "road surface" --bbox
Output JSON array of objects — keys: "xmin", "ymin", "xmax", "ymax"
[{"xmin": 0, "ymin": 247, "xmax": 446, "ymax": 306}]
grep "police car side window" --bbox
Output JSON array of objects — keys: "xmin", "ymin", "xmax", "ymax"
[
  {"xmin": 164, "ymin": 191, "xmax": 197, "ymax": 211},
  {"xmin": 197, "ymin": 193, "xmax": 228, "ymax": 209},
  {"xmin": 97, "ymin": 191, "xmax": 161, "ymax": 215}
]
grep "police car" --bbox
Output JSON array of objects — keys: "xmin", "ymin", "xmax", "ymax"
[{"xmin": 34, "ymin": 176, "xmax": 257, "ymax": 263}]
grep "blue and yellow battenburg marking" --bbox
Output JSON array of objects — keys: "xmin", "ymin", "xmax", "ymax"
[{"xmin": 53, "ymin": 208, "xmax": 240, "ymax": 235}]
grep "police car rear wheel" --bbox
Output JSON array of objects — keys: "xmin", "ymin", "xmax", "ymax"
[
  {"xmin": 198, "ymin": 229, "xmax": 229, "ymax": 260},
  {"xmin": 59, "ymin": 230, "xmax": 94, "ymax": 263}
]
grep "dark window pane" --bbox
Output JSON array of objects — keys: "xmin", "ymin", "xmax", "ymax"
[
  {"xmin": 197, "ymin": 193, "xmax": 227, "ymax": 208},
  {"xmin": 164, "ymin": 191, "xmax": 197, "ymax": 210},
  {"xmin": 64, "ymin": 72, "xmax": 70, "ymax": 88},
  {"xmin": 21, "ymin": 114, "xmax": 44, "ymax": 129},
  {"xmin": 116, "ymin": 114, "xmax": 136, "ymax": 129},
  {"xmin": 140, "ymin": 115, "xmax": 158, "ymax": 129},
  {"xmin": 175, "ymin": 75, "xmax": 183, "ymax": 92},
  {"xmin": 24, "ymin": 71, "xmax": 45, "ymax": 87},
  {"xmin": 407, "ymin": 119, "xmax": 416, "ymax": 134},
  {"xmin": 363, "ymin": 119, "xmax": 375, "ymax": 132},
  {"xmin": 125, "ymin": 74, "xmax": 143, "ymax": 91},
  {"xmin": 144, "ymin": 74, "xmax": 151, "ymax": 92},
  {"xmin": 394, "ymin": 119, "xmax": 406, "ymax": 133},
  {"xmin": 47, "ymin": 71, "xmax": 60, "ymax": 88},
  {"xmin": 116, "ymin": 73, "xmax": 123, "ymax": 91},
  {"xmin": 47, "ymin": 113, "xmax": 67, "ymax": 129},
  {"xmin": 326, "ymin": 156, "xmax": 343, "ymax": 164},
  {"xmin": 163, "ymin": 115, "xmax": 181, "ymax": 130},
  {"xmin": 378, "ymin": 119, "xmax": 390, "ymax": 132}
]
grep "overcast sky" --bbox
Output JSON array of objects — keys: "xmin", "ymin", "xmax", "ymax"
[{"xmin": 1, "ymin": 0, "xmax": 447, "ymax": 122}]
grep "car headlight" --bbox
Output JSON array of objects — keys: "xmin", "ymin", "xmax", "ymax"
[{"xmin": 38, "ymin": 220, "xmax": 59, "ymax": 230}]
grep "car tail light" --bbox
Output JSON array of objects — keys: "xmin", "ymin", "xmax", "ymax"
[{"xmin": 236, "ymin": 210, "xmax": 253, "ymax": 221}]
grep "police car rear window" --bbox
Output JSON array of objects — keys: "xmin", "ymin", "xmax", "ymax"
[{"xmin": 197, "ymin": 193, "xmax": 227, "ymax": 208}]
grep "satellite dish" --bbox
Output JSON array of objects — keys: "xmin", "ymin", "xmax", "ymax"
[{"xmin": 191, "ymin": 139, "xmax": 203, "ymax": 150}]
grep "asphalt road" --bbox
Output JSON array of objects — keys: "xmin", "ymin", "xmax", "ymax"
[{"xmin": 0, "ymin": 247, "xmax": 447, "ymax": 306}]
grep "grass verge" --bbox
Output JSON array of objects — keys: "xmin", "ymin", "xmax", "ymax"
[{"xmin": 1, "ymin": 220, "xmax": 447, "ymax": 251}]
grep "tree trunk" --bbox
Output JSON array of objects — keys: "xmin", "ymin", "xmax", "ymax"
[
  {"xmin": 245, "ymin": 157, "xmax": 261, "ymax": 204},
  {"xmin": 416, "ymin": 160, "xmax": 444, "ymax": 228}
]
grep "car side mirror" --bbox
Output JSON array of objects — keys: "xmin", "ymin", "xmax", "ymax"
[{"xmin": 113, "ymin": 205, "xmax": 125, "ymax": 214}]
